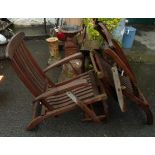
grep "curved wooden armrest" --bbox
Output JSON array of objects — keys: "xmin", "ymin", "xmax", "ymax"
[
  {"xmin": 90, "ymin": 51, "xmax": 100, "ymax": 74},
  {"xmin": 104, "ymin": 47, "xmax": 137, "ymax": 83},
  {"xmin": 43, "ymin": 52, "xmax": 83, "ymax": 73},
  {"xmin": 94, "ymin": 22, "xmax": 114, "ymax": 47},
  {"xmin": 89, "ymin": 51, "xmax": 104, "ymax": 79},
  {"xmin": 33, "ymin": 79, "xmax": 88, "ymax": 102}
]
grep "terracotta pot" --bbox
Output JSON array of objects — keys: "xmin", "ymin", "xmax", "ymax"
[{"xmin": 46, "ymin": 37, "xmax": 60, "ymax": 59}]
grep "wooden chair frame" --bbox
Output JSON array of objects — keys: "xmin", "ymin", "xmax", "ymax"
[
  {"xmin": 90, "ymin": 21, "xmax": 153, "ymax": 124},
  {"xmin": 6, "ymin": 32, "xmax": 107, "ymax": 130}
]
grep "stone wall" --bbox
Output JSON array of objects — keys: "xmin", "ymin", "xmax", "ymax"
[
  {"xmin": 8, "ymin": 18, "xmax": 83, "ymax": 26},
  {"xmin": 8, "ymin": 18, "xmax": 56, "ymax": 26}
]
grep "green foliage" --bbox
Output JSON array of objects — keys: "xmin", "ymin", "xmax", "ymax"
[{"xmin": 83, "ymin": 18, "xmax": 121, "ymax": 41}]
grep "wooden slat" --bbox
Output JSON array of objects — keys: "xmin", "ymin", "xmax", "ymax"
[
  {"xmin": 14, "ymin": 51, "xmax": 43, "ymax": 94},
  {"xmin": 88, "ymin": 69, "xmax": 100, "ymax": 95},
  {"xmin": 50, "ymin": 90, "xmax": 94, "ymax": 106},
  {"xmin": 46, "ymin": 75, "xmax": 92, "ymax": 100},
  {"xmin": 16, "ymin": 48, "xmax": 44, "ymax": 93},
  {"xmin": 51, "ymin": 91, "xmax": 94, "ymax": 108},
  {"xmin": 55, "ymin": 71, "xmax": 91, "ymax": 87},
  {"xmin": 12, "ymin": 55, "xmax": 40, "ymax": 96},
  {"xmin": 111, "ymin": 65, "xmax": 126, "ymax": 112},
  {"xmin": 47, "ymin": 79, "xmax": 92, "ymax": 98},
  {"xmin": 21, "ymin": 42, "xmax": 50, "ymax": 81},
  {"xmin": 46, "ymin": 84, "xmax": 93, "ymax": 102},
  {"xmin": 20, "ymin": 43, "xmax": 47, "ymax": 82},
  {"xmin": 18, "ymin": 44, "xmax": 46, "ymax": 91}
]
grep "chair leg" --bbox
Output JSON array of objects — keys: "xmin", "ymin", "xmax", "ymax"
[
  {"xmin": 141, "ymin": 106, "xmax": 153, "ymax": 125},
  {"xmin": 101, "ymin": 100, "xmax": 109, "ymax": 116},
  {"xmin": 27, "ymin": 104, "xmax": 77, "ymax": 131},
  {"xmin": 123, "ymin": 90, "xmax": 153, "ymax": 125},
  {"xmin": 66, "ymin": 91, "xmax": 102, "ymax": 122},
  {"xmin": 32, "ymin": 102, "xmax": 42, "ymax": 119},
  {"xmin": 76, "ymin": 102, "xmax": 101, "ymax": 123},
  {"xmin": 27, "ymin": 102, "xmax": 43, "ymax": 131},
  {"xmin": 139, "ymin": 90, "xmax": 153, "ymax": 125},
  {"xmin": 27, "ymin": 116, "xmax": 44, "ymax": 131},
  {"xmin": 82, "ymin": 101, "xmax": 108, "ymax": 122}
]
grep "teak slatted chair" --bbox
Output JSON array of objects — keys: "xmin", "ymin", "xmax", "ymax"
[
  {"xmin": 6, "ymin": 32, "xmax": 107, "ymax": 131},
  {"xmin": 90, "ymin": 20, "xmax": 153, "ymax": 124}
]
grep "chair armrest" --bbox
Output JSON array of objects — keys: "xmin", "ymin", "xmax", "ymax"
[
  {"xmin": 43, "ymin": 52, "xmax": 83, "ymax": 73},
  {"xmin": 33, "ymin": 78, "xmax": 88, "ymax": 102},
  {"xmin": 90, "ymin": 52, "xmax": 100, "ymax": 73}
]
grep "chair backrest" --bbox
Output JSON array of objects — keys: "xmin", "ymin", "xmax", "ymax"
[{"xmin": 6, "ymin": 32, "xmax": 54, "ymax": 97}]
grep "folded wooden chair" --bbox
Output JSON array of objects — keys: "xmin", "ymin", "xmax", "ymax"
[
  {"xmin": 6, "ymin": 32, "xmax": 107, "ymax": 130},
  {"xmin": 90, "ymin": 21, "xmax": 153, "ymax": 124}
]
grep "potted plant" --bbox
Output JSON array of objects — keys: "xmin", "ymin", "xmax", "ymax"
[
  {"xmin": 46, "ymin": 18, "xmax": 66, "ymax": 64},
  {"xmin": 82, "ymin": 18, "xmax": 123, "ymax": 49}
]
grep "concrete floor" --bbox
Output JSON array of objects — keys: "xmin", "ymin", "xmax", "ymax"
[
  {"xmin": 124, "ymin": 25, "xmax": 155, "ymax": 63},
  {"xmin": 0, "ymin": 39, "xmax": 155, "ymax": 137}
]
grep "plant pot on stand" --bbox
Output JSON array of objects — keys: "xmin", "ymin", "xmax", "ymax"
[{"xmin": 58, "ymin": 25, "xmax": 83, "ymax": 81}]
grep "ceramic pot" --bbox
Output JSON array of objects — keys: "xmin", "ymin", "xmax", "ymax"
[{"xmin": 46, "ymin": 37, "xmax": 60, "ymax": 59}]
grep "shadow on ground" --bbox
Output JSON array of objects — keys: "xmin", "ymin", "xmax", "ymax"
[{"xmin": 0, "ymin": 39, "xmax": 155, "ymax": 137}]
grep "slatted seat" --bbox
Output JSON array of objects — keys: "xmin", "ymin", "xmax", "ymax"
[
  {"xmin": 45, "ymin": 71, "xmax": 99, "ymax": 109},
  {"xmin": 6, "ymin": 32, "xmax": 107, "ymax": 131}
]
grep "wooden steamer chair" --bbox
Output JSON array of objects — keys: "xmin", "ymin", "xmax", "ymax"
[
  {"xmin": 89, "ymin": 20, "xmax": 153, "ymax": 125},
  {"xmin": 6, "ymin": 32, "xmax": 107, "ymax": 130}
]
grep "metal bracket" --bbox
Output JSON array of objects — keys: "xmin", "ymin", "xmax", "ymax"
[
  {"xmin": 66, "ymin": 91, "xmax": 78, "ymax": 103},
  {"xmin": 111, "ymin": 65, "xmax": 127, "ymax": 112}
]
